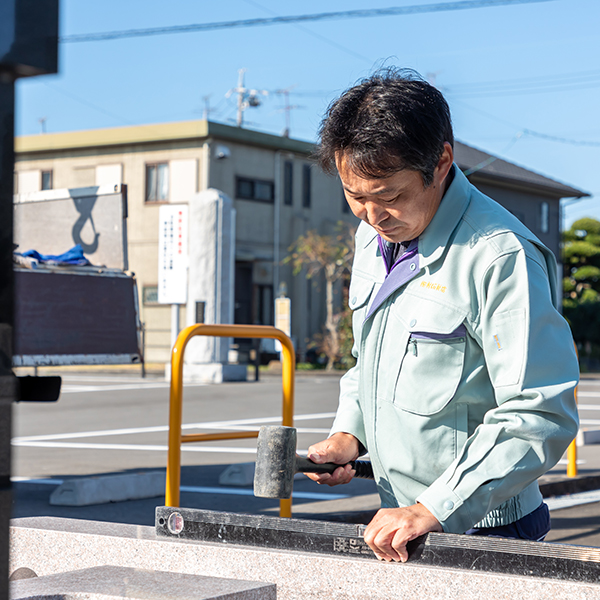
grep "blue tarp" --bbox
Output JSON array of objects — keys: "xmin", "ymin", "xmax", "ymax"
[{"xmin": 20, "ymin": 244, "xmax": 91, "ymax": 266}]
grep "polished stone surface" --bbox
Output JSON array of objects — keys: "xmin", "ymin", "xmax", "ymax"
[
  {"xmin": 10, "ymin": 565, "xmax": 276, "ymax": 600},
  {"xmin": 10, "ymin": 516, "xmax": 600, "ymax": 600}
]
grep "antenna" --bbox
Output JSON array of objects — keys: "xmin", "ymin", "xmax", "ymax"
[
  {"xmin": 202, "ymin": 95, "xmax": 212, "ymax": 121},
  {"xmin": 275, "ymin": 86, "xmax": 303, "ymax": 138}
]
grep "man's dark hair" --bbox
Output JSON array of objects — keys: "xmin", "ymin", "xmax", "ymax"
[{"xmin": 317, "ymin": 68, "xmax": 454, "ymax": 186}]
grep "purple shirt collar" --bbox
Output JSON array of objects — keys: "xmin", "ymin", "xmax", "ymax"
[{"xmin": 365, "ymin": 237, "xmax": 420, "ymax": 321}]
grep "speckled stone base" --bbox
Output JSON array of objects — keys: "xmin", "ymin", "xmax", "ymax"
[
  {"xmin": 10, "ymin": 565, "xmax": 275, "ymax": 600},
  {"xmin": 10, "ymin": 516, "xmax": 600, "ymax": 600}
]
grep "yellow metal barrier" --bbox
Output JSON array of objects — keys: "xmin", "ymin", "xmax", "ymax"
[
  {"xmin": 567, "ymin": 343, "xmax": 579, "ymax": 478},
  {"xmin": 165, "ymin": 324, "xmax": 296, "ymax": 517}
]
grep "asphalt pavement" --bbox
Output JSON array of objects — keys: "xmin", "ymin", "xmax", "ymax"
[{"xmin": 10, "ymin": 368, "xmax": 600, "ymax": 548}]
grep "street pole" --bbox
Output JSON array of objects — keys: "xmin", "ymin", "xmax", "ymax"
[{"xmin": 0, "ymin": 2, "xmax": 58, "ymax": 593}]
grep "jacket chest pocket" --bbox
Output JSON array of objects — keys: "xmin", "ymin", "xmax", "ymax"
[{"xmin": 389, "ymin": 299, "xmax": 468, "ymax": 415}]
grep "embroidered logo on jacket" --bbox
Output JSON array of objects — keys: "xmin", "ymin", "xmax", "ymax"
[{"xmin": 420, "ymin": 281, "xmax": 447, "ymax": 293}]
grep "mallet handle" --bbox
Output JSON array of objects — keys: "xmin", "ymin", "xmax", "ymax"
[{"xmin": 296, "ymin": 456, "xmax": 374, "ymax": 479}]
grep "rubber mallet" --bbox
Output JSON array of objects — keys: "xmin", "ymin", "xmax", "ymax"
[{"xmin": 253, "ymin": 425, "xmax": 374, "ymax": 499}]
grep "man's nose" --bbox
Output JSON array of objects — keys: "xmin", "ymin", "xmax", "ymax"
[{"xmin": 364, "ymin": 201, "xmax": 386, "ymax": 226}]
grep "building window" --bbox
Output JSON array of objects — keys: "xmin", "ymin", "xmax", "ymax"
[
  {"xmin": 142, "ymin": 285, "xmax": 159, "ymax": 305},
  {"xmin": 146, "ymin": 163, "xmax": 169, "ymax": 202},
  {"xmin": 235, "ymin": 177, "xmax": 274, "ymax": 203},
  {"xmin": 283, "ymin": 161, "xmax": 293, "ymax": 206},
  {"xmin": 302, "ymin": 164, "xmax": 311, "ymax": 208},
  {"xmin": 41, "ymin": 170, "xmax": 53, "ymax": 190},
  {"xmin": 540, "ymin": 201, "xmax": 549, "ymax": 233}
]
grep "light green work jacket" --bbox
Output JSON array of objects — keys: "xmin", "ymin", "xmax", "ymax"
[{"xmin": 331, "ymin": 166, "xmax": 579, "ymax": 533}]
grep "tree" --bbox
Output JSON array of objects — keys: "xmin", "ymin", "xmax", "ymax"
[
  {"xmin": 562, "ymin": 217, "xmax": 600, "ymax": 364},
  {"xmin": 285, "ymin": 222, "xmax": 356, "ymax": 370}
]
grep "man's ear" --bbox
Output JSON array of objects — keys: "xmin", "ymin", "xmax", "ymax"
[{"xmin": 436, "ymin": 142, "xmax": 454, "ymax": 183}]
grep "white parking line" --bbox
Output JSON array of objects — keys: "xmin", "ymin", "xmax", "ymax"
[
  {"xmin": 11, "ymin": 441, "xmax": 259, "ymax": 454},
  {"xmin": 11, "ymin": 477, "xmax": 350, "ymax": 501},
  {"xmin": 13, "ymin": 412, "xmax": 336, "ymax": 444},
  {"xmin": 546, "ymin": 489, "xmax": 600, "ymax": 511},
  {"xmin": 179, "ymin": 485, "xmax": 349, "ymax": 500},
  {"xmin": 60, "ymin": 382, "xmax": 207, "ymax": 393}
]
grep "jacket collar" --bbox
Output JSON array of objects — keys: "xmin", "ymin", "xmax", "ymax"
[{"xmin": 418, "ymin": 165, "xmax": 471, "ymax": 269}]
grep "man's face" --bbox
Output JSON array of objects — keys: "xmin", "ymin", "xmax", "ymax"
[{"xmin": 337, "ymin": 144, "xmax": 453, "ymax": 243}]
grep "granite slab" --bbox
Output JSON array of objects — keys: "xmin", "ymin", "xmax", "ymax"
[
  {"xmin": 10, "ymin": 565, "xmax": 275, "ymax": 600},
  {"xmin": 10, "ymin": 516, "xmax": 600, "ymax": 600}
]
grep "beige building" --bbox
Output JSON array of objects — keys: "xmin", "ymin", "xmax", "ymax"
[
  {"xmin": 14, "ymin": 121, "xmax": 357, "ymax": 363},
  {"xmin": 14, "ymin": 120, "xmax": 587, "ymax": 364}
]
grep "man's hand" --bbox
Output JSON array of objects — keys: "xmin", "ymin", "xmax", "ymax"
[
  {"xmin": 304, "ymin": 432, "xmax": 360, "ymax": 486},
  {"xmin": 363, "ymin": 503, "xmax": 443, "ymax": 562}
]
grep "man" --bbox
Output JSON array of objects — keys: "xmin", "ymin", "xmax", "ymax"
[{"xmin": 305, "ymin": 69, "xmax": 579, "ymax": 563}]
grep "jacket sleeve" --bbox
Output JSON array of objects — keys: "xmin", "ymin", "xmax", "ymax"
[
  {"xmin": 329, "ymin": 360, "xmax": 367, "ymax": 449},
  {"xmin": 329, "ymin": 224, "xmax": 372, "ymax": 448},
  {"xmin": 416, "ymin": 244, "xmax": 579, "ymax": 533}
]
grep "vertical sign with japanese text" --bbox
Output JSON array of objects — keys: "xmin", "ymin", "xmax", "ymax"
[{"xmin": 158, "ymin": 205, "xmax": 188, "ymax": 304}]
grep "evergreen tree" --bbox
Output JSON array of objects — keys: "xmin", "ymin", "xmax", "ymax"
[{"xmin": 562, "ymin": 218, "xmax": 600, "ymax": 364}]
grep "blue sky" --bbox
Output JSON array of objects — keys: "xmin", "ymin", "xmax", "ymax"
[{"xmin": 16, "ymin": 0, "xmax": 600, "ymax": 228}]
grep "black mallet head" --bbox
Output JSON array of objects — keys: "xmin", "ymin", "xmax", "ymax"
[{"xmin": 253, "ymin": 425, "xmax": 373, "ymax": 499}]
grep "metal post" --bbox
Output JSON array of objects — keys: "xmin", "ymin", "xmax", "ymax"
[
  {"xmin": 170, "ymin": 304, "xmax": 180, "ymax": 351},
  {"xmin": 140, "ymin": 322, "xmax": 146, "ymax": 379},
  {"xmin": 165, "ymin": 324, "xmax": 295, "ymax": 517},
  {"xmin": 567, "ymin": 343, "xmax": 579, "ymax": 478},
  {"xmin": 0, "ymin": 2, "xmax": 59, "ymax": 593}
]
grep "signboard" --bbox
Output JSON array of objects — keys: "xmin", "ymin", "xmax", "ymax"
[
  {"xmin": 274, "ymin": 296, "xmax": 291, "ymax": 352},
  {"xmin": 275, "ymin": 297, "xmax": 291, "ymax": 337},
  {"xmin": 158, "ymin": 205, "xmax": 188, "ymax": 304}
]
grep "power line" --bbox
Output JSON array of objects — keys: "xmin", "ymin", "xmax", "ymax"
[
  {"xmin": 522, "ymin": 129, "xmax": 600, "ymax": 147},
  {"xmin": 451, "ymin": 98, "xmax": 600, "ymax": 147},
  {"xmin": 60, "ymin": 0, "xmax": 554, "ymax": 43},
  {"xmin": 448, "ymin": 69, "xmax": 600, "ymax": 91},
  {"xmin": 243, "ymin": 0, "xmax": 374, "ymax": 65}
]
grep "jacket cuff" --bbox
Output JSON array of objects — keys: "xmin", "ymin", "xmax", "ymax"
[
  {"xmin": 416, "ymin": 478, "xmax": 474, "ymax": 534},
  {"xmin": 329, "ymin": 414, "xmax": 367, "ymax": 453}
]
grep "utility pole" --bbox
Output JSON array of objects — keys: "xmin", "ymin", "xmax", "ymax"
[
  {"xmin": 38, "ymin": 116, "xmax": 47, "ymax": 134},
  {"xmin": 235, "ymin": 69, "xmax": 245, "ymax": 127},
  {"xmin": 226, "ymin": 69, "xmax": 268, "ymax": 128}
]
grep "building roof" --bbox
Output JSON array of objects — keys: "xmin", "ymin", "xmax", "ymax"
[
  {"xmin": 454, "ymin": 141, "xmax": 588, "ymax": 199},
  {"xmin": 15, "ymin": 120, "xmax": 588, "ymax": 200},
  {"xmin": 15, "ymin": 120, "xmax": 314, "ymax": 156}
]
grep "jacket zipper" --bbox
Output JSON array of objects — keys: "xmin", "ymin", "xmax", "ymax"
[{"xmin": 409, "ymin": 336, "xmax": 466, "ymax": 357}]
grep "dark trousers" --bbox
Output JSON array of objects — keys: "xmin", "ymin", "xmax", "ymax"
[{"xmin": 465, "ymin": 502, "xmax": 551, "ymax": 541}]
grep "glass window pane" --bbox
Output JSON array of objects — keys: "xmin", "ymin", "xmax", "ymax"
[
  {"xmin": 302, "ymin": 164, "xmax": 311, "ymax": 208},
  {"xmin": 237, "ymin": 179, "xmax": 254, "ymax": 199},
  {"xmin": 540, "ymin": 202, "xmax": 549, "ymax": 233},
  {"xmin": 284, "ymin": 161, "xmax": 293, "ymax": 205},
  {"xmin": 157, "ymin": 163, "xmax": 169, "ymax": 201},
  {"xmin": 255, "ymin": 181, "xmax": 273, "ymax": 201},
  {"xmin": 146, "ymin": 165, "xmax": 157, "ymax": 201},
  {"xmin": 41, "ymin": 170, "xmax": 53, "ymax": 190}
]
